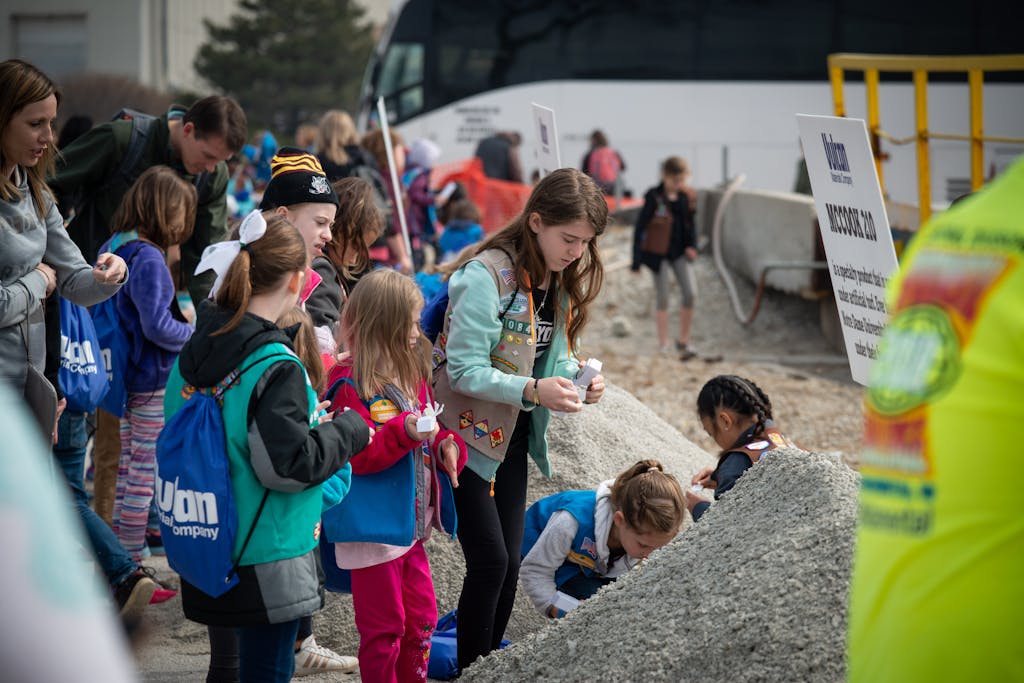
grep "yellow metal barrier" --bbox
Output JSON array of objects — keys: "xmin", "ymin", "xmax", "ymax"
[{"xmin": 828, "ymin": 53, "xmax": 1024, "ymax": 223}]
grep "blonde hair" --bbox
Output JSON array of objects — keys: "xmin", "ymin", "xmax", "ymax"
[
  {"xmin": 214, "ymin": 212, "xmax": 308, "ymax": 335},
  {"xmin": 277, "ymin": 306, "xmax": 324, "ymax": 394},
  {"xmin": 112, "ymin": 166, "xmax": 197, "ymax": 249},
  {"xmin": 341, "ymin": 269, "xmax": 431, "ymax": 400},
  {"xmin": 316, "ymin": 110, "xmax": 359, "ymax": 166},
  {"xmin": 610, "ymin": 459, "xmax": 686, "ymax": 535},
  {"xmin": 0, "ymin": 59, "xmax": 60, "ymax": 217}
]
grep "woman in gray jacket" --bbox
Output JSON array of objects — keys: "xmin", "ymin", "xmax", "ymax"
[{"xmin": 0, "ymin": 59, "xmax": 126, "ymax": 426}]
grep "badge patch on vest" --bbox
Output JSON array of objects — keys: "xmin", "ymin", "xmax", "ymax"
[
  {"xmin": 473, "ymin": 420, "xmax": 490, "ymax": 440},
  {"xmin": 490, "ymin": 355, "xmax": 518, "ymax": 373},
  {"xmin": 369, "ymin": 398, "xmax": 399, "ymax": 425},
  {"xmin": 313, "ymin": 520, "xmax": 321, "ymax": 541},
  {"xmin": 498, "ymin": 291, "xmax": 529, "ymax": 316},
  {"xmin": 489, "ymin": 427, "xmax": 504, "ymax": 448},
  {"xmin": 581, "ymin": 536, "xmax": 598, "ymax": 558},
  {"xmin": 499, "ymin": 268, "xmax": 516, "ymax": 286},
  {"xmin": 567, "ymin": 551, "xmax": 596, "ymax": 571},
  {"xmin": 768, "ymin": 432, "xmax": 786, "ymax": 447},
  {"xmin": 459, "ymin": 410, "xmax": 474, "ymax": 429},
  {"xmin": 746, "ymin": 440, "xmax": 771, "ymax": 450}
]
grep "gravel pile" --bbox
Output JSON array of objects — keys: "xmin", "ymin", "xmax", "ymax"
[
  {"xmin": 460, "ymin": 449, "xmax": 860, "ymax": 683},
  {"xmin": 313, "ymin": 382, "xmax": 716, "ymax": 658}
]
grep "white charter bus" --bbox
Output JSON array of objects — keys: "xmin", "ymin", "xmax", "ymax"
[{"xmin": 359, "ymin": 0, "xmax": 1023, "ymax": 205}]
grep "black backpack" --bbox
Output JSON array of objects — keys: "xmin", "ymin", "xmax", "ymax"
[{"xmin": 68, "ymin": 109, "xmax": 213, "ymax": 262}]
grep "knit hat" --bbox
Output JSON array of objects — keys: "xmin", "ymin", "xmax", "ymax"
[
  {"xmin": 407, "ymin": 138, "xmax": 441, "ymax": 169},
  {"xmin": 259, "ymin": 147, "xmax": 338, "ymax": 209}
]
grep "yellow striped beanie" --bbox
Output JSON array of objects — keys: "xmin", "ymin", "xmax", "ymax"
[{"xmin": 259, "ymin": 146, "xmax": 339, "ymax": 209}]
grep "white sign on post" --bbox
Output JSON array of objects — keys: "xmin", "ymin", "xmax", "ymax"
[
  {"xmin": 531, "ymin": 103, "xmax": 560, "ymax": 178},
  {"xmin": 796, "ymin": 114, "xmax": 900, "ymax": 386}
]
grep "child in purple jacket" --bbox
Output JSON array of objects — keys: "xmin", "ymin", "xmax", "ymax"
[{"xmin": 101, "ymin": 166, "xmax": 197, "ymax": 562}]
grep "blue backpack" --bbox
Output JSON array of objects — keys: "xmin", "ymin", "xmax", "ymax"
[
  {"xmin": 58, "ymin": 297, "xmax": 109, "ymax": 413},
  {"xmin": 155, "ymin": 361, "xmax": 276, "ymax": 598},
  {"xmin": 427, "ymin": 610, "xmax": 510, "ymax": 680},
  {"xmin": 90, "ymin": 240, "xmax": 142, "ymax": 417}
]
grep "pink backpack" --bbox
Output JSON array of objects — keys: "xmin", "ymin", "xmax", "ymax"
[{"xmin": 588, "ymin": 147, "xmax": 621, "ymax": 185}]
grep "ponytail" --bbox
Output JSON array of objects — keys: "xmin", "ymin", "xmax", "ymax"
[
  {"xmin": 213, "ymin": 213, "xmax": 307, "ymax": 335},
  {"xmin": 610, "ymin": 459, "xmax": 686, "ymax": 534}
]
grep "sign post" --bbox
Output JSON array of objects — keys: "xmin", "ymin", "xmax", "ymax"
[
  {"xmin": 796, "ymin": 114, "xmax": 900, "ymax": 385},
  {"xmin": 531, "ymin": 103, "xmax": 560, "ymax": 178},
  {"xmin": 376, "ymin": 97, "xmax": 413, "ymax": 264}
]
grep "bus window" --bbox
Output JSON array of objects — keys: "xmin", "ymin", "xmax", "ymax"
[{"xmin": 379, "ymin": 42, "xmax": 425, "ymax": 120}]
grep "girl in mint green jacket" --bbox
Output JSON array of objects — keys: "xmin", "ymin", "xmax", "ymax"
[{"xmin": 431, "ymin": 168, "xmax": 609, "ymax": 670}]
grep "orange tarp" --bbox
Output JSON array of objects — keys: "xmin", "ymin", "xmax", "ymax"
[{"xmin": 432, "ymin": 158, "xmax": 640, "ymax": 233}]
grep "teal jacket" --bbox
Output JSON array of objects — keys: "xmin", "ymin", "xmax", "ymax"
[
  {"xmin": 165, "ymin": 303, "xmax": 368, "ymax": 626},
  {"xmin": 442, "ymin": 254, "xmax": 578, "ymax": 481}
]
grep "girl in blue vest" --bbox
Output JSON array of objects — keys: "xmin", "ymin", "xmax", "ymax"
[
  {"xmin": 102, "ymin": 166, "xmax": 197, "ymax": 565},
  {"xmin": 323, "ymin": 268, "xmax": 467, "ymax": 683},
  {"xmin": 686, "ymin": 375, "xmax": 798, "ymax": 521},
  {"xmin": 520, "ymin": 459, "xmax": 685, "ymax": 617},
  {"xmin": 169, "ymin": 211, "xmax": 372, "ymax": 682}
]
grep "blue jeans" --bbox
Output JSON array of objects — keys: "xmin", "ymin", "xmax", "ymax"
[
  {"xmin": 53, "ymin": 411, "xmax": 136, "ymax": 587},
  {"xmin": 238, "ymin": 619, "xmax": 300, "ymax": 683}
]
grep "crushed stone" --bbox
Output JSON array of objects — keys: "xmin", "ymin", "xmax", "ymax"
[{"xmin": 460, "ymin": 449, "xmax": 859, "ymax": 683}]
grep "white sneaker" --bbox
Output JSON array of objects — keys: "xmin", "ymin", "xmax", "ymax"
[{"xmin": 294, "ymin": 635, "xmax": 359, "ymax": 676}]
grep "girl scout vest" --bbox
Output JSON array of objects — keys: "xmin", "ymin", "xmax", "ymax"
[
  {"xmin": 432, "ymin": 249, "xmax": 544, "ymax": 463},
  {"xmin": 522, "ymin": 490, "xmax": 604, "ymax": 584}
]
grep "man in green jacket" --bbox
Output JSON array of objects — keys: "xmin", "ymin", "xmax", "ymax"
[
  {"xmin": 50, "ymin": 95, "xmax": 247, "ymax": 304},
  {"xmin": 49, "ymin": 95, "xmax": 246, "ymax": 529}
]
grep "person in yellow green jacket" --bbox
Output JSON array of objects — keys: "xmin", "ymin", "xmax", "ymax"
[{"xmin": 848, "ymin": 158, "xmax": 1024, "ymax": 682}]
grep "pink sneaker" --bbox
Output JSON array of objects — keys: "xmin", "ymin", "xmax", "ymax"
[{"xmin": 149, "ymin": 587, "xmax": 177, "ymax": 604}]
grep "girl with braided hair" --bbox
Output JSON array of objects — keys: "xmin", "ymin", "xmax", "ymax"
[
  {"xmin": 520, "ymin": 459, "xmax": 685, "ymax": 618},
  {"xmin": 686, "ymin": 375, "xmax": 797, "ymax": 521}
]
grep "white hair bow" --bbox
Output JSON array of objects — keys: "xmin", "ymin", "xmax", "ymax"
[{"xmin": 195, "ymin": 209, "xmax": 268, "ymax": 299}]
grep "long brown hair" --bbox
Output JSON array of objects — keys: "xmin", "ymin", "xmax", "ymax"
[
  {"xmin": 326, "ymin": 176, "xmax": 384, "ymax": 281},
  {"xmin": 341, "ymin": 269, "xmax": 432, "ymax": 401},
  {"xmin": 214, "ymin": 212, "xmax": 308, "ymax": 335},
  {"xmin": 277, "ymin": 306, "xmax": 325, "ymax": 394},
  {"xmin": 0, "ymin": 59, "xmax": 60, "ymax": 217},
  {"xmin": 610, "ymin": 459, "xmax": 686, "ymax": 535},
  {"xmin": 471, "ymin": 168, "xmax": 607, "ymax": 349},
  {"xmin": 111, "ymin": 166, "xmax": 197, "ymax": 249}
]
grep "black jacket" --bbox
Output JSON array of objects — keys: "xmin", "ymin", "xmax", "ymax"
[{"xmin": 632, "ymin": 183, "xmax": 697, "ymax": 271}]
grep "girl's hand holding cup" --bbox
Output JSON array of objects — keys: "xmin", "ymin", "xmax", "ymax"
[{"xmin": 405, "ymin": 413, "xmax": 440, "ymax": 442}]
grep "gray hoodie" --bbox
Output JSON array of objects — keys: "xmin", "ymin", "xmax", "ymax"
[{"xmin": 0, "ymin": 168, "xmax": 121, "ymax": 390}]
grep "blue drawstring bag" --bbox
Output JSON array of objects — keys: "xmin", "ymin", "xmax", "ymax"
[
  {"xmin": 156, "ymin": 368, "xmax": 272, "ymax": 598},
  {"xmin": 58, "ymin": 297, "xmax": 109, "ymax": 412},
  {"xmin": 427, "ymin": 610, "xmax": 510, "ymax": 680},
  {"xmin": 91, "ymin": 293, "xmax": 131, "ymax": 417},
  {"xmin": 90, "ymin": 242, "xmax": 142, "ymax": 417}
]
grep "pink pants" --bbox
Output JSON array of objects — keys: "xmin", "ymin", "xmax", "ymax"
[{"xmin": 350, "ymin": 541, "xmax": 437, "ymax": 683}]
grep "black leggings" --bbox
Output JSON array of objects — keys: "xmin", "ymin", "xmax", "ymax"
[{"xmin": 453, "ymin": 438, "xmax": 529, "ymax": 670}]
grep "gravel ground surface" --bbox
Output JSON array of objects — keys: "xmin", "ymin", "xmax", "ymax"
[
  {"xmin": 138, "ymin": 218, "xmax": 866, "ymax": 681},
  {"xmin": 460, "ymin": 449, "xmax": 860, "ymax": 683}
]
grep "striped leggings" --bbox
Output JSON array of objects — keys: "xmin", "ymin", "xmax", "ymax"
[{"xmin": 112, "ymin": 390, "xmax": 165, "ymax": 563}]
